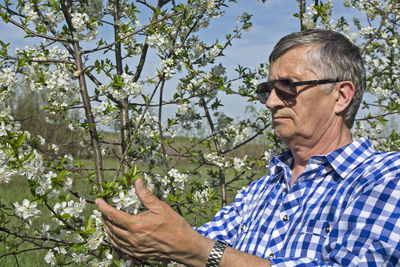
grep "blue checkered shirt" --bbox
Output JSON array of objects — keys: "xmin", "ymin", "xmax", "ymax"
[{"xmin": 197, "ymin": 137, "xmax": 400, "ymax": 266}]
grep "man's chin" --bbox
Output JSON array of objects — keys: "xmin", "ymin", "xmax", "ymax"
[{"xmin": 273, "ymin": 126, "xmax": 294, "ymax": 142}]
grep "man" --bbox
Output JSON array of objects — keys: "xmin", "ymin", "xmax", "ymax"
[{"xmin": 96, "ymin": 29, "xmax": 400, "ymax": 266}]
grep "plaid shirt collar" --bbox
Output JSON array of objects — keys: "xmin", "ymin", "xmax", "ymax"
[{"xmin": 270, "ymin": 136, "xmax": 376, "ymax": 181}]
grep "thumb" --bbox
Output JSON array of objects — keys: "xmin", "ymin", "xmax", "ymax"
[{"xmin": 135, "ymin": 178, "xmax": 160, "ymax": 210}]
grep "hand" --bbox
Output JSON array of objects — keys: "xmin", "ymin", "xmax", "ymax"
[{"xmin": 95, "ymin": 178, "xmax": 213, "ymax": 265}]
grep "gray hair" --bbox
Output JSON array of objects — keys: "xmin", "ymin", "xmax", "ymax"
[{"xmin": 269, "ymin": 29, "xmax": 366, "ymax": 129}]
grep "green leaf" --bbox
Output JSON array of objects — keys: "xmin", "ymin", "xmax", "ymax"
[
  {"xmin": 85, "ymin": 215, "xmax": 93, "ymax": 232},
  {"xmin": 16, "ymin": 132, "xmax": 27, "ymax": 147},
  {"xmin": 0, "ymin": 11, "xmax": 9, "ymax": 23},
  {"xmin": 61, "ymin": 213, "xmax": 72, "ymax": 220},
  {"xmin": 71, "ymin": 243, "xmax": 85, "ymax": 250},
  {"xmin": 21, "ymin": 151, "xmax": 35, "ymax": 163}
]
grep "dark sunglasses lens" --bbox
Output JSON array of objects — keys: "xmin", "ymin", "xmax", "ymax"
[
  {"xmin": 256, "ymin": 82, "xmax": 271, "ymax": 104},
  {"xmin": 273, "ymin": 80, "xmax": 297, "ymax": 100}
]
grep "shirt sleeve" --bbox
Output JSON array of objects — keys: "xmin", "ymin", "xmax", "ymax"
[{"xmin": 270, "ymin": 173, "xmax": 400, "ymax": 266}]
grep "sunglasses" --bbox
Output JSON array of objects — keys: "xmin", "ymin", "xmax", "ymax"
[{"xmin": 256, "ymin": 78, "xmax": 342, "ymax": 104}]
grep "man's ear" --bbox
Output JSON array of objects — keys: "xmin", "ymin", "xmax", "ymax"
[{"xmin": 334, "ymin": 81, "xmax": 355, "ymax": 114}]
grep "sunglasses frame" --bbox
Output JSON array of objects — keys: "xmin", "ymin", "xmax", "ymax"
[{"xmin": 256, "ymin": 78, "xmax": 342, "ymax": 104}]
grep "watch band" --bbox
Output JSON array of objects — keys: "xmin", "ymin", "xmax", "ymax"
[{"xmin": 205, "ymin": 240, "xmax": 228, "ymax": 267}]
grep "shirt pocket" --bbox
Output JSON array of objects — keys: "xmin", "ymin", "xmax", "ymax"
[
  {"xmin": 285, "ymin": 219, "xmax": 332, "ymax": 259},
  {"xmin": 303, "ymin": 219, "xmax": 332, "ymax": 237},
  {"xmin": 233, "ymin": 216, "xmax": 271, "ymax": 253}
]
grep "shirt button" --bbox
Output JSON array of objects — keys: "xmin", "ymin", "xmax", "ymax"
[
  {"xmin": 269, "ymin": 253, "xmax": 275, "ymax": 258},
  {"xmin": 282, "ymin": 215, "xmax": 289, "ymax": 222},
  {"xmin": 240, "ymin": 225, "xmax": 245, "ymax": 231},
  {"xmin": 325, "ymin": 224, "xmax": 332, "ymax": 233}
]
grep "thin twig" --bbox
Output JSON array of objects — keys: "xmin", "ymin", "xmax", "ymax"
[
  {"xmin": 356, "ymin": 110, "xmax": 400, "ymax": 121},
  {"xmin": 0, "ymin": 227, "xmax": 74, "ymax": 245},
  {"xmin": 4, "ymin": 55, "xmax": 75, "ymax": 65}
]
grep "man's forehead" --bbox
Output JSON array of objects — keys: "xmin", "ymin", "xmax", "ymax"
[
  {"xmin": 268, "ymin": 46, "xmax": 319, "ymax": 80},
  {"xmin": 271, "ymin": 43, "xmax": 321, "ymax": 62}
]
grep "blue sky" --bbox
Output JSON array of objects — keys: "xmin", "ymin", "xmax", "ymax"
[{"xmin": 1, "ymin": 0, "xmax": 367, "ymax": 120}]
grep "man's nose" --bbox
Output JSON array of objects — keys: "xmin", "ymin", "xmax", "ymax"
[{"xmin": 266, "ymin": 88, "xmax": 284, "ymax": 110}]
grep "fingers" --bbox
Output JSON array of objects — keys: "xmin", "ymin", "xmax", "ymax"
[
  {"xmin": 104, "ymin": 222, "xmax": 131, "ymax": 251},
  {"xmin": 95, "ymin": 198, "xmax": 132, "ymax": 230},
  {"xmin": 102, "ymin": 217, "xmax": 132, "ymax": 247},
  {"xmin": 135, "ymin": 178, "xmax": 161, "ymax": 211},
  {"xmin": 103, "ymin": 218, "xmax": 163, "ymax": 260}
]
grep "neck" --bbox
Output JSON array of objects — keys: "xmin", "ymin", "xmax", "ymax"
[{"xmin": 286, "ymin": 122, "xmax": 352, "ymax": 186}]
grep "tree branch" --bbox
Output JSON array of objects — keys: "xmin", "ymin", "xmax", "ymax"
[
  {"xmin": 4, "ymin": 55, "xmax": 74, "ymax": 65},
  {"xmin": 0, "ymin": 226, "xmax": 75, "ymax": 246},
  {"xmin": 60, "ymin": 0, "xmax": 105, "ymax": 193}
]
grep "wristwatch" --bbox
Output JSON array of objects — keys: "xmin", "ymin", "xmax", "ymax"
[{"xmin": 205, "ymin": 240, "xmax": 228, "ymax": 267}]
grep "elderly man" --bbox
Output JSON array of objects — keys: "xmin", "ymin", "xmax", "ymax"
[{"xmin": 96, "ymin": 29, "xmax": 400, "ymax": 266}]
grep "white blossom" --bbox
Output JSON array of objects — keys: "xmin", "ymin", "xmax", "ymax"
[
  {"xmin": 119, "ymin": 259, "xmax": 133, "ymax": 267},
  {"xmin": 72, "ymin": 253, "xmax": 91, "ymax": 264},
  {"xmin": 208, "ymin": 44, "xmax": 220, "ymax": 59},
  {"xmin": 193, "ymin": 180, "xmax": 210, "ymax": 204},
  {"xmin": 86, "ymin": 229, "xmax": 104, "ymax": 250},
  {"xmin": 23, "ymin": 2, "xmax": 40, "ymax": 23},
  {"xmin": 163, "ymin": 66, "xmax": 175, "ymax": 79},
  {"xmin": 92, "ymin": 210, "xmax": 103, "ymax": 227},
  {"xmin": 14, "ymin": 199, "xmax": 41, "ymax": 220},
  {"xmin": 54, "ymin": 198, "xmax": 86, "ymax": 219},
  {"xmin": 21, "ymin": 150, "xmax": 43, "ymax": 181},
  {"xmin": 41, "ymin": 224, "xmax": 52, "ymax": 238},
  {"xmin": 204, "ymin": 152, "xmax": 225, "ymax": 168},
  {"xmin": 54, "ymin": 247, "xmax": 67, "ymax": 255},
  {"xmin": 44, "ymin": 250, "xmax": 56, "ymax": 265},
  {"xmin": 192, "ymin": 42, "xmax": 205, "ymax": 58},
  {"xmin": 0, "ymin": 150, "xmax": 17, "ymax": 183},
  {"xmin": 186, "ymin": 78, "xmax": 199, "ymax": 93},
  {"xmin": 112, "ymin": 73, "xmax": 143, "ymax": 101},
  {"xmin": 0, "ymin": 67, "xmax": 17, "ymax": 95},
  {"xmin": 71, "ymin": 13, "xmax": 88, "ymax": 33},
  {"xmin": 233, "ymin": 156, "xmax": 247, "ymax": 171},
  {"xmin": 35, "ymin": 171, "xmax": 56, "ymax": 196},
  {"xmin": 146, "ymin": 33, "xmax": 169, "ymax": 50},
  {"xmin": 263, "ymin": 151, "xmax": 271, "ymax": 162},
  {"xmin": 250, "ymin": 78, "xmax": 258, "ymax": 87},
  {"xmin": 168, "ymin": 168, "xmax": 188, "ymax": 191},
  {"xmin": 112, "ymin": 190, "xmax": 134, "ymax": 209},
  {"xmin": 359, "ymin": 26, "xmax": 375, "ymax": 36},
  {"xmin": 178, "ymin": 102, "xmax": 189, "ymax": 114}
]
